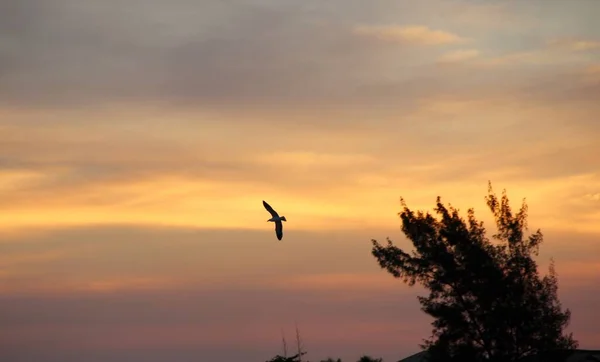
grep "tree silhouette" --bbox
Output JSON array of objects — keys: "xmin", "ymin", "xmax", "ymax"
[
  {"xmin": 265, "ymin": 352, "xmax": 307, "ymax": 362},
  {"xmin": 266, "ymin": 326, "xmax": 308, "ymax": 362},
  {"xmin": 356, "ymin": 356, "xmax": 382, "ymax": 362},
  {"xmin": 371, "ymin": 182, "xmax": 577, "ymax": 362}
]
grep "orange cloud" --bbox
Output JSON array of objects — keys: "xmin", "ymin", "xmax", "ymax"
[
  {"xmin": 586, "ymin": 64, "xmax": 600, "ymax": 74},
  {"xmin": 585, "ymin": 193, "xmax": 600, "ymax": 201},
  {"xmin": 581, "ymin": 64, "xmax": 600, "ymax": 84},
  {"xmin": 0, "ymin": 274, "xmax": 187, "ymax": 295},
  {"xmin": 1, "ymin": 155, "xmax": 598, "ymax": 234},
  {"xmin": 437, "ymin": 49, "xmax": 480, "ymax": 63},
  {"xmin": 353, "ymin": 25, "xmax": 466, "ymax": 45},
  {"xmin": 0, "ymin": 169, "xmax": 50, "ymax": 192},
  {"xmin": 1, "ymin": 63, "xmax": 599, "ymax": 235}
]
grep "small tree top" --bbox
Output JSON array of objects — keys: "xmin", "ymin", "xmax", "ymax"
[{"xmin": 266, "ymin": 352, "xmax": 307, "ymax": 362}]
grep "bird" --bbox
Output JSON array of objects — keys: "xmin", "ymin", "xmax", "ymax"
[{"xmin": 262, "ymin": 200, "xmax": 287, "ymax": 240}]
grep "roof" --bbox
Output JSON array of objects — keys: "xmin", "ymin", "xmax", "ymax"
[
  {"xmin": 519, "ymin": 349, "xmax": 600, "ymax": 362},
  {"xmin": 397, "ymin": 349, "xmax": 600, "ymax": 362},
  {"xmin": 397, "ymin": 350, "xmax": 428, "ymax": 362}
]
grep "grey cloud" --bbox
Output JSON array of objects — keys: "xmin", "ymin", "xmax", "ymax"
[
  {"xmin": 2, "ymin": 0, "xmax": 518, "ymax": 114},
  {"xmin": 0, "ymin": 346, "xmax": 270, "ymax": 362},
  {"xmin": 0, "ymin": 287, "xmax": 414, "ymax": 328},
  {"xmin": 3, "ymin": 0, "xmax": 598, "ymax": 138},
  {"xmin": 0, "ymin": 0, "xmax": 425, "ymax": 110},
  {"xmin": 0, "ymin": 225, "xmax": 429, "ymax": 362}
]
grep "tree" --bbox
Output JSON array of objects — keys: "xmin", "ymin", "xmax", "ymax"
[
  {"xmin": 357, "ymin": 356, "xmax": 383, "ymax": 362},
  {"xmin": 265, "ymin": 352, "xmax": 306, "ymax": 362},
  {"xmin": 266, "ymin": 325, "xmax": 308, "ymax": 362},
  {"xmin": 371, "ymin": 182, "xmax": 577, "ymax": 362}
]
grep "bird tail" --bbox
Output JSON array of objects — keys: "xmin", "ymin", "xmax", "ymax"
[{"xmin": 281, "ymin": 216, "xmax": 287, "ymax": 221}]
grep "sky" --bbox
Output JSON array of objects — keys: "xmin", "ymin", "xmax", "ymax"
[{"xmin": 1, "ymin": 0, "xmax": 599, "ymax": 361}]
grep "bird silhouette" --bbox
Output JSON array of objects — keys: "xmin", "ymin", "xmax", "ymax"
[{"xmin": 263, "ymin": 200, "xmax": 287, "ymax": 240}]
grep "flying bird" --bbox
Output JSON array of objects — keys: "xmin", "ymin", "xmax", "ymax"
[{"xmin": 262, "ymin": 200, "xmax": 287, "ymax": 240}]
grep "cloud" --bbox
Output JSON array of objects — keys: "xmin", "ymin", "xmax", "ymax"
[
  {"xmin": 434, "ymin": 34, "xmax": 596, "ymax": 70},
  {"xmin": 0, "ymin": 0, "xmax": 381, "ymax": 109},
  {"xmin": 353, "ymin": 25, "xmax": 466, "ymax": 45},
  {"xmin": 0, "ymin": 291, "xmax": 428, "ymax": 362},
  {"xmin": 471, "ymin": 48, "xmax": 590, "ymax": 68},
  {"xmin": 0, "ymin": 225, "xmax": 598, "ymax": 362},
  {"xmin": 0, "ymin": 225, "xmax": 431, "ymax": 361},
  {"xmin": 75, "ymin": 277, "xmax": 180, "ymax": 294},
  {"xmin": 581, "ymin": 64, "xmax": 600, "ymax": 84},
  {"xmin": 0, "ymin": 0, "xmax": 597, "ymax": 120},
  {"xmin": 1, "ymin": 2, "xmax": 599, "ymax": 360},
  {"xmin": 0, "ymin": 250, "xmax": 67, "ymax": 269},
  {"xmin": 0, "ymin": 168, "xmax": 49, "ymax": 191},
  {"xmin": 586, "ymin": 64, "xmax": 600, "ymax": 74},
  {"xmin": 474, "ymin": 51, "xmax": 545, "ymax": 66},
  {"xmin": 269, "ymin": 272, "xmax": 404, "ymax": 292},
  {"xmin": 2, "ymin": 1, "xmax": 472, "ymax": 112},
  {"xmin": 0, "ymin": 124, "xmax": 401, "ymax": 231},
  {"xmin": 437, "ymin": 49, "xmax": 480, "ymax": 63},
  {"xmin": 548, "ymin": 38, "xmax": 600, "ymax": 51},
  {"xmin": 0, "ymin": 1, "xmax": 598, "ymax": 234},
  {"xmin": 465, "ymin": 36, "xmax": 598, "ymax": 69},
  {"xmin": 1, "ymin": 66, "xmax": 599, "ymax": 232},
  {"xmin": 441, "ymin": 2, "xmax": 534, "ymax": 29},
  {"xmin": 0, "ymin": 226, "xmax": 396, "ymax": 294},
  {"xmin": 585, "ymin": 193, "xmax": 600, "ymax": 201}
]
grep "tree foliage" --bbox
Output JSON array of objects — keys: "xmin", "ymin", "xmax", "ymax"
[
  {"xmin": 265, "ymin": 352, "xmax": 307, "ymax": 362},
  {"xmin": 266, "ymin": 325, "xmax": 308, "ymax": 362},
  {"xmin": 356, "ymin": 356, "xmax": 383, "ymax": 362},
  {"xmin": 371, "ymin": 182, "xmax": 577, "ymax": 362}
]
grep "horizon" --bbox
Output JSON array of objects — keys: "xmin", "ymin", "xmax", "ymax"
[{"xmin": 1, "ymin": 0, "xmax": 600, "ymax": 361}]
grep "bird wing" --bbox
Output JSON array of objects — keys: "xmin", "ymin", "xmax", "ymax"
[
  {"xmin": 275, "ymin": 220, "xmax": 283, "ymax": 240},
  {"xmin": 262, "ymin": 200, "xmax": 279, "ymax": 218}
]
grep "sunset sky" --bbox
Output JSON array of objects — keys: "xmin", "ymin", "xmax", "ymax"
[{"xmin": 1, "ymin": 0, "xmax": 600, "ymax": 361}]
